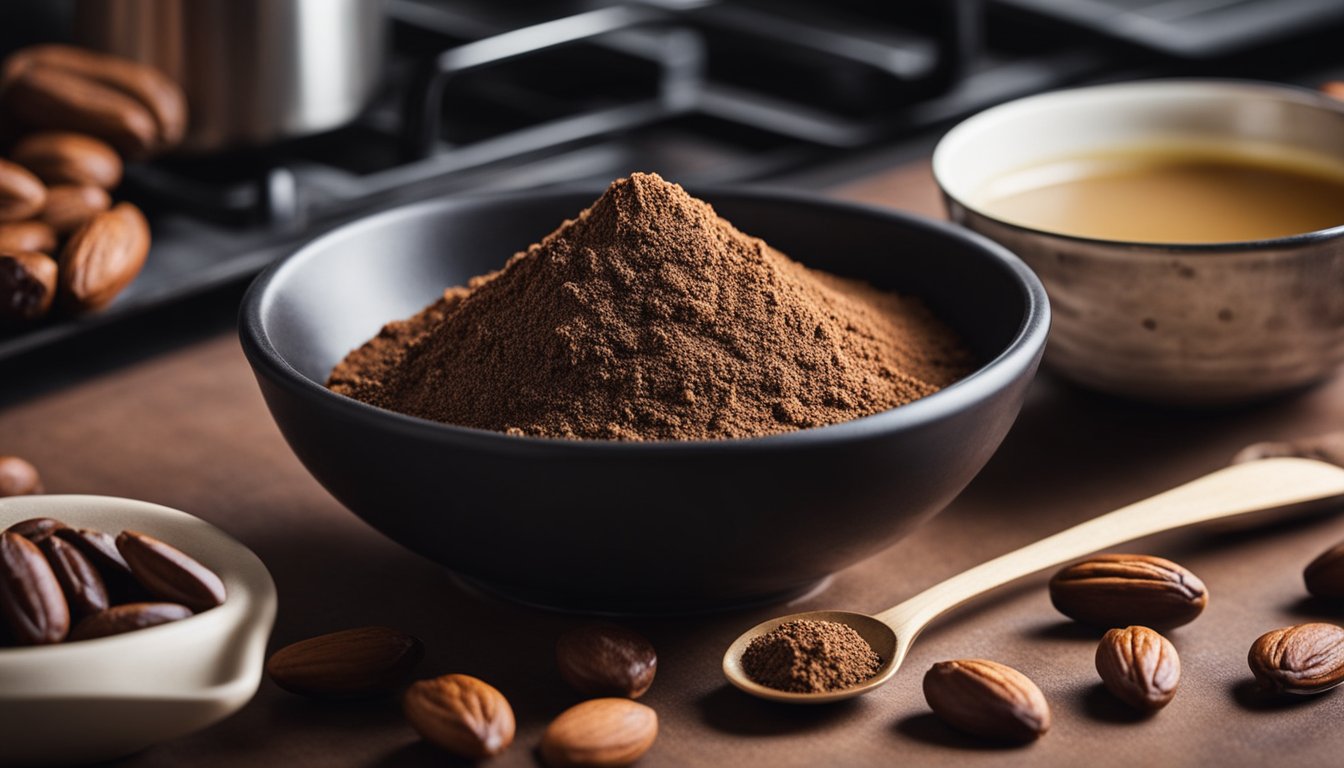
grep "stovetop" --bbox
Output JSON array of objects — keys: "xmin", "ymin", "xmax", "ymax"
[{"xmin": 3, "ymin": 0, "xmax": 1343, "ymax": 363}]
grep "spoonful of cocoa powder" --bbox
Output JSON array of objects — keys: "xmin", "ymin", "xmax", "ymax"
[{"xmin": 328, "ymin": 172, "xmax": 973, "ymax": 440}]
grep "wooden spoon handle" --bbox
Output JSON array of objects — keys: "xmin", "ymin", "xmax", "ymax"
[{"xmin": 875, "ymin": 457, "xmax": 1344, "ymax": 636}]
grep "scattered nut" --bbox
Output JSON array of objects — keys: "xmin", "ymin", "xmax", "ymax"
[
  {"xmin": 266, "ymin": 626, "xmax": 424, "ymax": 698},
  {"xmin": 1304, "ymin": 540, "xmax": 1344, "ymax": 600},
  {"xmin": 1095, "ymin": 625, "xmax": 1180, "ymax": 711},
  {"xmin": 540, "ymin": 697, "xmax": 658, "ymax": 768},
  {"xmin": 1049, "ymin": 554, "xmax": 1208, "ymax": 629},
  {"xmin": 403, "ymin": 673, "xmax": 516, "ymax": 760},
  {"xmin": 922, "ymin": 659, "xmax": 1050, "ymax": 743},
  {"xmin": 1248, "ymin": 623, "xmax": 1344, "ymax": 694},
  {"xmin": 0, "ymin": 456, "xmax": 43, "ymax": 497},
  {"xmin": 557, "ymin": 623, "xmax": 657, "ymax": 699}
]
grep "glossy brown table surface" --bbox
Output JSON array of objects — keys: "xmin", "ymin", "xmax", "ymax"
[{"xmin": 4, "ymin": 163, "xmax": 1344, "ymax": 767}]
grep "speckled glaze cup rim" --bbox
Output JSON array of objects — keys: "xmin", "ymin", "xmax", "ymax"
[
  {"xmin": 933, "ymin": 78, "xmax": 1344, "ymax": 255},
  {"xmin": 241, "ymin": 184, "xmax": 1050, "ymax": 452}
]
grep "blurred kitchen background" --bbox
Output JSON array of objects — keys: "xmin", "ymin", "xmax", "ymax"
[{"xmin": 4, "ymin": 0, "xmax": 1344, "ymax": 367}]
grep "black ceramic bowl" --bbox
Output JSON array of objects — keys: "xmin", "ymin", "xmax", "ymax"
[{"xmin": 240, "ymin": 188, "xmax": 1049, "ymax": 613}]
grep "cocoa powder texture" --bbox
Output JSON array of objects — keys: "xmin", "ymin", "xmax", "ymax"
[
  {"xmin": 741, "ymin": 619, "xmax": 882, "ymax": 693},
  {"xmin": 329, "ymin": 172, "xmax": 972, "ymax": 440}
]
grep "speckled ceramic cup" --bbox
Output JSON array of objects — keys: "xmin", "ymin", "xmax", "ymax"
[{"xmin": 934, "ymin": 80, "xmax": 1344, "ymax": 405}]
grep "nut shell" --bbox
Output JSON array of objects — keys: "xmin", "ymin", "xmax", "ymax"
[
  {"xmin": 40, "ymin": 184, "xmax": 111, "ymax": 236},
  {"xmin": 116, "ymin": 529, "xmax": 225, "ymax": 611},
  {"xmin": 1049, "ymin": 553, "xmax": 1208, "ymax": 629},
  {"xmin": 922, "ymin": 659, "xmax": 1050, "ymax": 743},
  {"xmin": 1305, "ymin": 541, "xmax": 1344, "ymax": 600},
  {"xmin": 0, "ymin": 456, "xmax": 44, "ymax": 496},
  {"xmin": 0, "ymin": 530, "xmax": 70, "ymax": 644},
  {"xmin": 1095, "ymin": 625, "xmax": 1180, "ymax": 711},
  {"xmin": 69, "ymin": 602, "xmax": 192, "ymax": 641}
]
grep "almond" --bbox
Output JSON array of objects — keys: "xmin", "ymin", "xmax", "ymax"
[
  {"xmin": 1095, "ymin": 625, "xmax": 1180, "ymax": 711},
  {"xmin": 115, "ymin": 529, "xmax": 225, "ymax": 611},
  {"xmin": 1049, "ymin": 554, "xmax": 1208, "ymax": 629},
  {"xmin": 557, "ymin": 624, "xmax": 657, "ymax": 699},
  {"xmin": 0, "ymin": 158, "xmax": 47, "ymax": 222},
  {"xmin": 922, "ymin": 659, "xmax": 1050, "ymax": 743},
  {"xmin": 1248, "ymin": 623, "xmax": 1344, "ymax": 694},
  {"xmin": 38, "ymin": 534, "xmax": 108, "ymax": 617},
  {"xmin": 40, "ymin": 184, "xmax": 111, "ymax": 235},
  {"xmin": 69, "ymin": 602, "xmax": 193, "ymax": 642},
  {"xmin": 0, "ymin": 221, "xmax": 57, "ymax": 253},
  {"xmin": 540, "ymin": 698, "xmax": 658, "ymax": 768},
  {"xmin": 2, "ymin": 65, "xmax": 159, "ymax": 157},
  {"xmin": 10, "ymin": 131, "xmax": 123, "ymax": 189},
  {"xmin": 4, "ymin": 45, "xmax": 186, "ymax": 149},
  {"xmin": 59, "ymin": 201, "xmax": 150, "ymax": 311},
  {"xmin": 266, "ymin": 626, "xmax": 424, "ymax": 698},
  {"xmin": 404, "ymin": 673, "xmax": 516, "ymax": 759},
  {"xmin": 0, "ymin": 530, "xmax": 70, "ymax": 644},
  {"xmin": 0, "ymin": 455, "xmax": 44, "ymax": 496}
]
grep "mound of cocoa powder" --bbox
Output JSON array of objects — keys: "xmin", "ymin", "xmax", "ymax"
[
  {"xmin": 329, "ymin": 172, "xmax": 972, "ymax": 440},
  {"xmin": 741, "ymin": 619, "xmax": 882, "ymax": 693}
]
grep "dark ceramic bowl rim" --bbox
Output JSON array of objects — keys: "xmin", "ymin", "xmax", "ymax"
[
  {"xmin": 239, "ymin": 185, "xmax": 1049, "ymax": 453},
  {"xmin": 933, "ymin": 78, "xmax": 1344, "ymax": 254}
]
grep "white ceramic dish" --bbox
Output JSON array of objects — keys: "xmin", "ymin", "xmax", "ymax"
[{"xmin": 0, "ymin": 495, "xmax": 277, "ymax": 767}]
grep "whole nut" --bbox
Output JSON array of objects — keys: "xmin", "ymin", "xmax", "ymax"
[
  {"xmin": 1304, "ymin": 540, "xmax": 1344, "ymax": 600},
  {"xmin": 40, "ymin": 184, "xmax": 111, "ymax": 236},
  {"xmin": 922, "ymin": 659, "xmax": 1050, "ymax": 743},
  {"xmin": 540, "ymin": 698, "xmax": 658, "ymax": 768},
  {"xmin": 0, "ymin": 158, "xmax": 47, "ymax": 222},
  {"xmin": 0, "ymin": 251, "xmax": 59, "ymax": 323},
  {"xmin": 5, "ymin": 517, "xmax": 64, "ymax": 541},
  {"xmin": 116, "ymin": 529, "xmax": 225, "ymax": 611},
  {"xmin": 404, "ymin": 673, "xmax": 516, "ymax": 759},
  {"xmin": 266, "ymin": 626, "xmax": 424, "ymax": 698},
  {"xmin": 1049, "ymin": 554, "xmax": 1208, "ymax": 629},
  {"xmin": 557, "ymin": 624, "xmax": 657, "ymax": 699},
  {"xmin": 54, "ymin": 527, "xmax": 131, "ymax": 576},
  {"xmin": 59, "ymin": 201, "xmax": 151, "ymax": 312},
  {"xmin": 69, "ymin": 602, "xmax": 192, "ymax": 641},
  {"xmin": 1248, "ymin": 623, "xmax": 1344, "ymax": 694},
  {"xmin": 1095, "ymin": 625, "xmax": 1180, "ymax": 711},
  {"xmin": 4, "ymin": 45, "xmax": 187, "ymax": 150},
  {"xmin": 0, "ymin": 221, "xmax": 57, "ymax": 253},
  {"xmin": 10, "ymin": 131, "xmax": 123, "ymax": 189},
  {"xmin": 2, "ymin": 65, "xmax": 159, "ymax": 157},
  {"xmin": 38, "ymin": 534, "xmax": 109, "ymax": 617},
  {"xmin": 0, "ymin": 455, "xmax": 44, "ymax": 496},
  {"xmin": 0, "ymin": 531, "xmax": 70, "ymax": 644}
]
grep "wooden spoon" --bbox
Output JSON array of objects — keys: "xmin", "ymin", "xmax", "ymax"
[{"xmin": 722, "ymin": 457, "xmax": 1344, "ymax": 703}]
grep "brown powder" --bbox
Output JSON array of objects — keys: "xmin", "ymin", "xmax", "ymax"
[
  {"xmin": 329, "ymin": 172, "xmax": 972, "ymax": 440},
  {"xmin": 741, "ymin": 619, "xmax": 882, "ymax": 693}
]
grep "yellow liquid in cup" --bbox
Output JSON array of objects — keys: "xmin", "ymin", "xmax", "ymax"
[{"xmin": 973, "ymin": 142, "xmax": 1344, "ymax": 244}]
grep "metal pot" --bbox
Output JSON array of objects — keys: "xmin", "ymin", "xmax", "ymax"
[{"xmin": 74, "ymin": 0, "xmax": 386, "ymax": 153}]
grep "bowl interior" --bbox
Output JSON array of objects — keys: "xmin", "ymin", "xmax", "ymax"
[
  {"xmin": 934, "ymin": 80, "xmax": 1344, "ymax": 235},
  {"xmin": 257, "ymin": 189, "xmax": 1037, "ymax": 408}
]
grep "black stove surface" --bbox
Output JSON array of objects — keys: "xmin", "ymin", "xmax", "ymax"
[{"xmin": 2, "ymin": 0, "xmax": 1342, "ymax": 363}]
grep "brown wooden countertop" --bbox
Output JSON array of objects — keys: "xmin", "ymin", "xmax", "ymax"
[{"xmin": 4, "ymin": 162, "xmax": 1344, "ymax": 767}]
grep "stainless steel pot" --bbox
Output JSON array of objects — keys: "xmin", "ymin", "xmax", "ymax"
[{"xmin": 74, "ymin": 0, "xmax": 386, "ymax": 153}]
